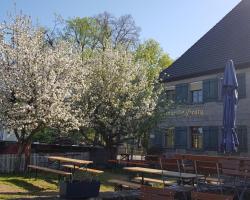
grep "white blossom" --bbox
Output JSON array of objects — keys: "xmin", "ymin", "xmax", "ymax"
[{"xmin": 0, "ymin": 14, "xmax": 85, "ymax": 139}]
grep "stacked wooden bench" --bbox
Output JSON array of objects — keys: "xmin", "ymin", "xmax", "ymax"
[
  {"xmin": 108, "ymin": 177, "xmax": 175, "ymax": 191},
  {"xmin": 133, "ymin": 177, "xmax": 176, "ymax": 186}
]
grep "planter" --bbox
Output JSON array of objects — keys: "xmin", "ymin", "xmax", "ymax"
[{"xmin": 60, "ymin": 180, "xmax": 100, "ymax": 199}]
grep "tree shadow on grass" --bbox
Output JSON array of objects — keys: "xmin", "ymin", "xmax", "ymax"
[
  {"xmin": 23, "ymin": 172, "xmax": 58, "ymax": 187},
  {"xmin": 5, "ymin": 179, "xmax": 44, "ymax": 192},
  {"xmin": 43, "ymin": 178, "xmax": 58, "ymax": 186}
]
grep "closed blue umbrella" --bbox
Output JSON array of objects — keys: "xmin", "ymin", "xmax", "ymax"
[{"xmin": 221, "ymin": 60, "xmax": 239, "ymax": 153}]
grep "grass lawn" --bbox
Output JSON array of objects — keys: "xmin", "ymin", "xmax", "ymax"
[{"xmin": 0, "ymin": 170, "xmax": 128, "ymax": 200}]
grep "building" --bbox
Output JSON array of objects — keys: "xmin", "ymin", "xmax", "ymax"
[
  {"xmin": 0, "ymin": 127, "xmax": 17, "ymax": 142},
  {"xmin": 150, "ymin": 0, "xmax": 250, "ymax": 155}
]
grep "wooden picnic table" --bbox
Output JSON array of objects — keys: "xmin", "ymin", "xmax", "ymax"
[
  {"xmin": 47, "ymin": 156, "xmax": 93, "ymax": 173},
  {"xmin": 124, "ymin": 167, "xmax": 203, "ymax": 179},
  {"xmin": 124, "ymin": 166, "xmax": 203, "ymax": 186},
  {"xmin": 47, "ymin": 156, "xmax": 93, "ymax": 165}
]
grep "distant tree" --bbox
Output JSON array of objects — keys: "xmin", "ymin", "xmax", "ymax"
[
  {"xmin": 43, "ymin": 14, "xmax": 65, "ymax": 47},
  {"xmin": 65, "ymin": 12, "xmax": 140, "ymax": 52},
  {"xmin": 0, "ymin": 14, "xmax": 84, "ymax": 171},
  {"xmin": 65, "ymin": 17, "xmax": 100, "ymax": 52},
  {"xmin": 135, "ymin": 39, "xmax": 173, "ymax": 81}
]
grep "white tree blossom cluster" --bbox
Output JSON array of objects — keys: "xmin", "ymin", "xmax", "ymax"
[
  {"xmin": 0, "ymin": 14, "xmax": 160, "ymax": 152},
  {"xmin": 0, "ymin": 15, "xmax": 84, "ymax": 143},
  {"xmin": 80, "ymin": 47, "xmax": 159, "ymax": 148}
]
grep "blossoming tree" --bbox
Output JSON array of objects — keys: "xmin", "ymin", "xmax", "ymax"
[
  {"xmin": 0, "ymin": 15, "xmax": 83, "ymax": 171},
  {"xmin": 78, "ymin": 46, "xmax": 161, "ymax": 158}
]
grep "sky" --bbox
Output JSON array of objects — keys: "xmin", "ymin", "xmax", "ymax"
[{"xmin": 0, "ymin": 0, "xmax": 241, "ymax": 59}]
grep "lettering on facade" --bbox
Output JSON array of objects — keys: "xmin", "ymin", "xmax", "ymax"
[{"xmin": 166, "ymin": 108, "xmax": 204, "ymax": 117}]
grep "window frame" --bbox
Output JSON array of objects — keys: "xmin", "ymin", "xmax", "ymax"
[
  {"xmin": 191, "ymin": 90, "xmax": 203, "ymax": 104},
  {"xmin": 165, "ymin": 128, "xmax": 175, "ymax": 149},
  {"xmin": 191, "ymin": 127, "xmax": 203, "ymax": 150},
  {"xmin": 166, "ymin": 90, "xmax": 176, "ymax": 103}
]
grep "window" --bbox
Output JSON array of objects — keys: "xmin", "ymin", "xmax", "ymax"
[
  {"xmin": 192, "ymin": 90, "xmax": 203, "ymax": 104},
  {"xmin": 166, "ymin": 90, "xmax": 175, "ymax": 102},
  {"xmin": 203, "ymin": 79, "xmax": 218, "ymax": 102},
  {"xmin": 191, "ymin": 127, "xmax": 203, "ymax": 150},
  {"xmin": 165, "ymin": 128, "xmax": 174, "ymax": 148}
]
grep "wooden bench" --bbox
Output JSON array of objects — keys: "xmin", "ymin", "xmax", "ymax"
[
  {"xmin": 108, "ymin": 179, "xmax": 141, "ymax": 191},
  {"xmin": 62, "ymin": 164, "xmax": 104, "ymax": 174},
  {"xmin": 133, "ymin": 177, "xmax": 176, "ymax": 186},
  {"xmin": 140, "ymin": 185, "xmax": 175, "ymax": 200},
  {"xmin": 27, "ymin": 165, "xmax": 72, "ymax": 179},
  {"xmin": 108, "ymin": 160, "xmax": 149, "ymax": 167}
]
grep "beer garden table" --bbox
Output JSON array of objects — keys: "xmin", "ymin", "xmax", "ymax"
[
  {"xmin": 123, "ymin": 166, "xmax": 204, "ymax": 185},
  {"xmin": 47, "ymin": 156, "xmax": 93, "ymax": 172}
]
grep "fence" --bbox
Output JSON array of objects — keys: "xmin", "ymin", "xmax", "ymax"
[{"xmin": 0, "ymin": 152, "xmax": 89, "ymax": 173}]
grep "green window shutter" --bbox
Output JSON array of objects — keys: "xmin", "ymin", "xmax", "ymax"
[
  {"xmin": 237, "ymin": 126, "xmax": 248, "ymax": 152},
  {"xmin": 210, "ymin": 79, "xmax": 218, "ymax": 101},
  {"xmin": 203, "ymin": 126, "xmax": 218, "ymax": 151},
  {"xmin": 203, "ymin": 80, "xmax": 210, "ymax": 102},
  {"xmin": 237, "ymin": 73, "xmax": 246, "ymax": 99},
  {"xmin": 203, "ymin": 127, "xmax": 210, "ymax": 150},
  {"xmin": 150, "ymin": 128, "xmax": 162, "ymax": 147},
  {"xmin": 174, "ymin": 127, "xmax": 187, "ymax": 149},
  {"xmin": 203, "ymin": 79, "xmax": 218, "ymax": 102},
  {"xmin": 175, "ymin": 84, "xmax": 188, "ymax": 104},
  {"xmin": 154, "ymin": 128, "xmax": 163, "ymax": 147},
  {"xmin": 209, "ymin": 127, "xmax": 219, "ymax": 150}
]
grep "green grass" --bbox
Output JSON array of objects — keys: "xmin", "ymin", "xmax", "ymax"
[{"xmin": 0, "ymin": 170, "xmax": 128, "ymax": 199}]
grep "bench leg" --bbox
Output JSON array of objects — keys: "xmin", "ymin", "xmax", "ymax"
[
  {"xmin": 114, "ymin": 184, "xmax": 123, "ymax": 191},
  {"xmin": 58, "ymin": 175, "xmax": 60, "ymax": 183},
  {"xmin": 29, "ymin": 168, "xmax": 32, "ymax": 178},
  {"xmin": 25, "ymin": 168, "xmax": 30, "ymax": 178},
  {"xmin": 35, "ymin": 169, "xmax": 38, "ymax": 180}
]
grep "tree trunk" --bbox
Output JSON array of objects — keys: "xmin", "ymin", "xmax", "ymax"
[
  {"xmin": 24, "ymin": 143, "xmax": 31, "ymax": 171},
  {"xmin": 14, "ymin": 142, "xmax": 25, "ymax": 173},
  {"xmin": 14, "ymin": 140, "xmax": 30, "ymax": 173},
  {"xmin": 106, "ymin": 143, "xmax": 117, "ymax": 160}
]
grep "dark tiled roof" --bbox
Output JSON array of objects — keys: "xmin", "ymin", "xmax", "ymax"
[{"xmin": 160, "ymin": 0, "xmax": 250, "ymax": 82}]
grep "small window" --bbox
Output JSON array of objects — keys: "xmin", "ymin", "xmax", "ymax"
[
  {"xmin": 192, "ymin": 90, "xmax": 203, "ymax": 104},
  {"xmin": 165, "ymin": 128, "xmax": 174, "ymax": 148},
  {"xmin": 191, "ymin": 127, "xmax": 203, "ymax": 150}
]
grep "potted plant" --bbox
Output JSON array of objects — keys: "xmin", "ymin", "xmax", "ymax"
[{"xmin": 59, "ymin": 171, "xmax": 101, "ymax": 199}]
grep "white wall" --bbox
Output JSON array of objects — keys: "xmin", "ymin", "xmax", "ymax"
[{"xmin": 0, "ymin": 127, "xmax": 17, "ymax": 141}]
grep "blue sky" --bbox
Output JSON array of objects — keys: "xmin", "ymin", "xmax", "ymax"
[{"xmin": 0, "ymin": 0, "xmax": 240, "ymax": 59}]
